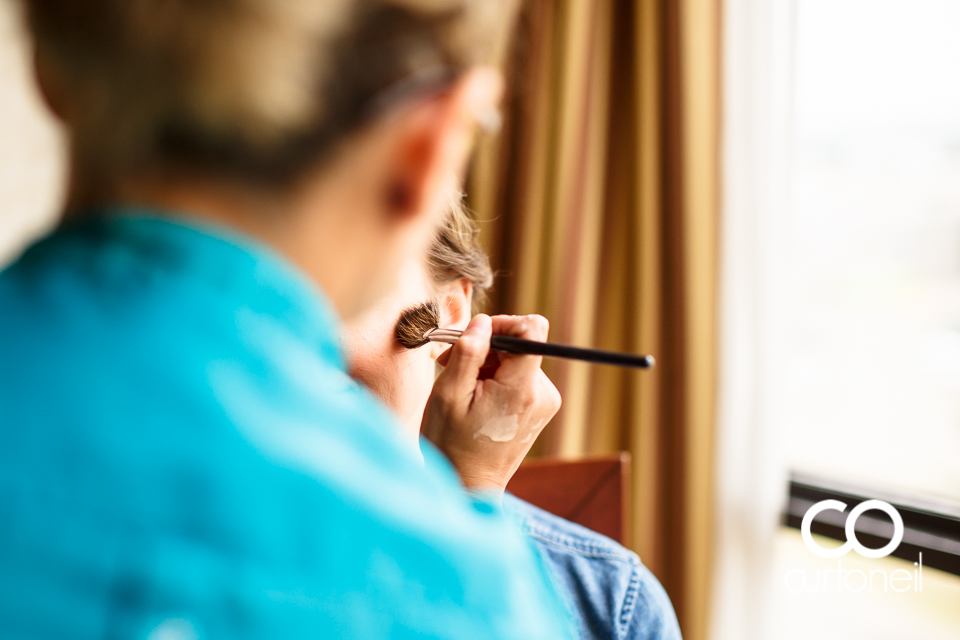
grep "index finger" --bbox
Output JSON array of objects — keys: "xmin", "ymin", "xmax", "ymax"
[
  {"xmin": 488, "ymin": 314, "xmax": 550, "ymax": 384},
  {"xmin": 490, "ymin": 314, "xmax": 550, "ymax": 342},
  {"xmin": 431, "ymin": 314, "xmax": 493, "ymax": 402}
]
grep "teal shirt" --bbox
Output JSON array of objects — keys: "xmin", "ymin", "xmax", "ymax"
[{"xmin": 0, "ymin": 213, "xmax": 571, "ymax": 639}]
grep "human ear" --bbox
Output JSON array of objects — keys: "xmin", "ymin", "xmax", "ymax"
[
  {"xmin": 428, "ymin": 278, "xmax": 473, "ymax": 360},
  {"xmin": 382, "ymin": 68, "xmax": 502, "ymax": 222}
]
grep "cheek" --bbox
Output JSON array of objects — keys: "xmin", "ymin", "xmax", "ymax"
[
  {"xmin": 402, "ymin": 354, "xmax": 437, "ymax": 406},
  {"xmin": 346, "ymin": 332, "xmax": 424, "ymax": 413},
  {"xmin": 348, "ymin": 344, "xmax": 400, "ymax": 403},
  {"xmin": 390, "ymin": 350, "xmax": 439, "ymax": 433},
  {"xmin": 348, "ymin": 344, "xmax": 437, "ymax": 427}
]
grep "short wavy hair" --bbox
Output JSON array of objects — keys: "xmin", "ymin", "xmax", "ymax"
[{"xmin": 428, "ymin": 194, "xmax": 493, "ymax": 313}]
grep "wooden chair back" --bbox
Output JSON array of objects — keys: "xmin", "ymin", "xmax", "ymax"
[{"xmin": 506, "ymin": 453, "xmax": 631, "ymax": 544}]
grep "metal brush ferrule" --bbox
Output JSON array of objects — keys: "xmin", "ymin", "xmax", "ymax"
[{"xmin": 424, "ymin": 327, "xmax": 463, "ymax": 346}]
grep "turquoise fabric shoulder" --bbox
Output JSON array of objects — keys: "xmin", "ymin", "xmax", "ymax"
[{"xmin": 0, "ymin": 213, "xmax": 572, "ymax": 640}]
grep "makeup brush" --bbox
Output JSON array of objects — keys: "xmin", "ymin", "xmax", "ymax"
[{"xmin": 395, "ymin": 301, "xmax": 655, "ymax": 370}]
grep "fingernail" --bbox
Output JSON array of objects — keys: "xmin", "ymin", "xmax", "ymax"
[{"xmin": 465, "ymin": 314, "xmax": 492, "ymax": 335}]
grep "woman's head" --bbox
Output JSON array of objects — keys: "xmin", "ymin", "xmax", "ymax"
[
  {"xmin": 343, "ymin": 195, "xmax": 492, "ymax": 441},
  {"xmin": 24, "ymin": 0, "xmax": 515, "ymax": 322},
  {"xmin": 24, "ymin": 0, "xmax": 516, "ymax": 186}
]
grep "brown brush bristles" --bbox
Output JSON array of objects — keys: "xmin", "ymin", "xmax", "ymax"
[{"xmin": 395, "ymin": 300, "xmax": 442, "ymax": 349}]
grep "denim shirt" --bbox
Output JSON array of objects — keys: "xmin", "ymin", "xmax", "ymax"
[
  {"xmin": 503, "ymin": 494, "xmax": 682, "ymax": 640},
  {"xmin": 0, "ymin": 213, "xmax": 573, "ymax": 640}
]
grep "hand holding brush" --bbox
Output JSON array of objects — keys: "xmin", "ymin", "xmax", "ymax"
[
  {"xmin": 419, "ymin": 312, "xmax": 561, "ymax": 493},
  {"xmin": 396, "ymin": 301, "xmax": 655, "ymax": 369}
]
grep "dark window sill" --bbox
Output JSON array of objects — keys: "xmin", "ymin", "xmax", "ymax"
[{"xmin": 785, "ymin": 473, "xmax": 960, "ymax": 577}]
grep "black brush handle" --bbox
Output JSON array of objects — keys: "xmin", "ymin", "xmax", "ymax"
[{"xmin": 489, "ymin": 335, "xmax": 655, "ymax": 369}]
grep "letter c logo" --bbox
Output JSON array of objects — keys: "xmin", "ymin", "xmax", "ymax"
[{"xmin": 801, "ymin": 499, "xmax": 904, "ymax": 559}]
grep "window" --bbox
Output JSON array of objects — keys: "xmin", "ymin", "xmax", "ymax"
[
  {"xmin": 772, "ymin": 1, "xmax": 960, "ymax": 637},
  {"xmin": 785, "ymin": 0, "xmax": 960, "ymax": 503},
  {"xmin": 714, "ymin": 2, "xmax": 960, "ymax": 639}
]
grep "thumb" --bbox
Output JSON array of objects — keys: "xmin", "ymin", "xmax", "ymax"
[{"xmin": 432, "ymin": 314, "xmax": 492, "ymax": 399}]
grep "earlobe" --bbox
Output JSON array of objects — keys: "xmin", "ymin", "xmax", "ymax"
[{"xmin": 427, "ymin": 341, "xmax": 448, "ymax": 361}]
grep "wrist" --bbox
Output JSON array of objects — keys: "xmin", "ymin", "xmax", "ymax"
[{"xmin": 457, "ymin": 469, "xmax": 509, "ymax": 494}]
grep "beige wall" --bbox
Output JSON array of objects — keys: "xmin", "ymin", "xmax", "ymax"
[{"xmin": 0, "ymin": 0, "xmax": 64, "ymax": 267}]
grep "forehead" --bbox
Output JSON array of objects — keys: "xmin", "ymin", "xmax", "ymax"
[
  {"xmin": 347, "ymin": 256, "xmax": 432, "ymax": 334},
  {"xmin": 387, "ymin": 257, "xmax": 432, "ymax": 309}
]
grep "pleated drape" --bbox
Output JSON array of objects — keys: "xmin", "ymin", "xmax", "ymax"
[{"xmin": 467, "ymin": 2, "xmax": 721, "ymax": 639}]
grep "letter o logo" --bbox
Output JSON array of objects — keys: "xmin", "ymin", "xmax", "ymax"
[{"xmin": 801, "ymin": 499, "xmax": 904, "ymax": 559}]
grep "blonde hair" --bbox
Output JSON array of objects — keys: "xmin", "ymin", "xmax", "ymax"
[
  {"xmin": 22, "ymin": 0, "xmax": 517, "ymax": 185},
  {"xmin": 427, "ymin": 194, "xmax": 492, "ymax": 313}
]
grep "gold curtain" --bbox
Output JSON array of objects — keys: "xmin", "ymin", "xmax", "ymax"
[{"xmin": 467, "ymin": 1, "xmax": 721, "ymax": 639}]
